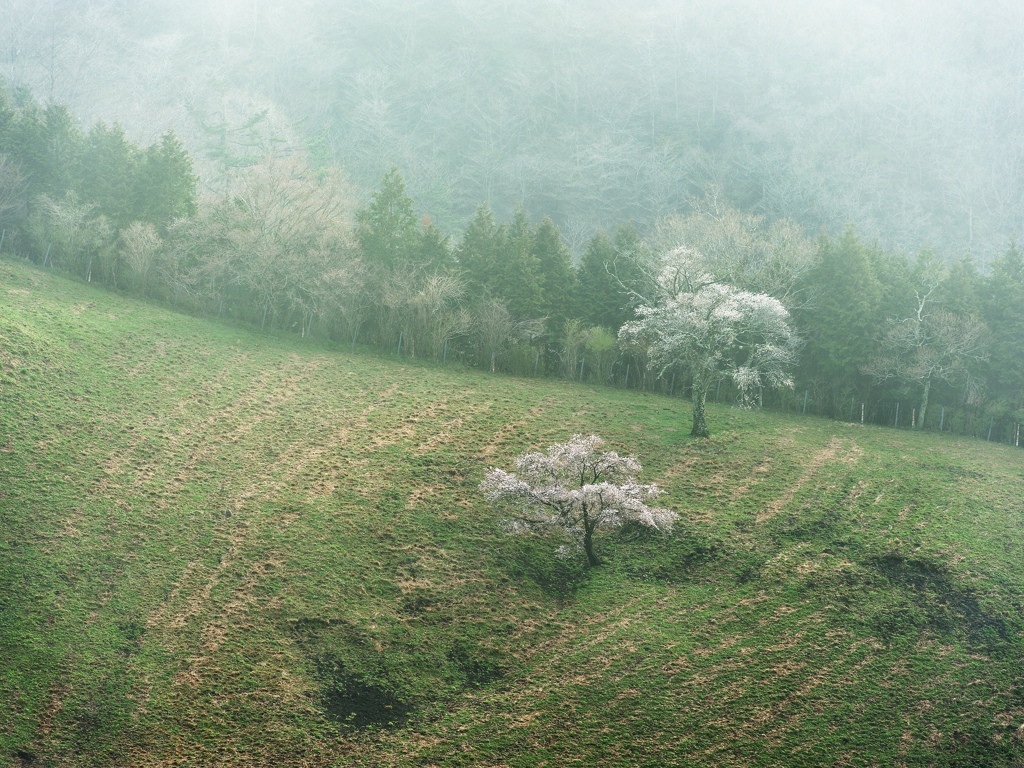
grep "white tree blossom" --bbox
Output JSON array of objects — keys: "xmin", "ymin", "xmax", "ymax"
[
  {"xmin": 479, "ymin": 435, "xmax": 677, "ymax": 567},
  {"xmin": 620, "ymin": 256, "xmax": 799, "ymax": 437}
]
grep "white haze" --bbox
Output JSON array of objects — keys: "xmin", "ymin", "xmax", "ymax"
[{"xmin": 1, "ymin": 0, "xmax": 1022, "ymax": 258}]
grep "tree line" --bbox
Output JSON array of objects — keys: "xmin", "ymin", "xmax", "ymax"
[{"xmin": 1, "ymin": 84, "xmax": 1022, "ymax": 442}]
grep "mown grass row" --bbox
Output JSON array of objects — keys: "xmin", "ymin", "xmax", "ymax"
[{"xmin": 2, "ymin": 259, "xmax": 1024, "ymax": 766}]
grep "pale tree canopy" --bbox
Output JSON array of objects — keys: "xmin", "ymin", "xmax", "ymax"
[
  {"xmin": 864, "ymin": 309, "xmax": 989, "ymax": 428},
  {"xmin": 620, "ymin": 250, "xmax": 799, "ymax": 437},
  {"xmin": 479, "ymin": 435, "xmax": 676, "ymax": 567},
  {"xmin": 0, "ymin": 153, "xmax": 28, "ymax": 227},
  {"xmin": 197, "ymin": 155, "xmax": 360, "ymax": 330},
  {"xmin": 651, "ymin": 196, "xmax": 816, "ymax": 310},
  {"xmin": 862, "ymin": 253, "xmax": 990, "ymax": 429}
]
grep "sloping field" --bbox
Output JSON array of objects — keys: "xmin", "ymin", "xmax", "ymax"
[{"xmin": 2, "ymin": 259, "xmax": 1024, "ymax": 767}]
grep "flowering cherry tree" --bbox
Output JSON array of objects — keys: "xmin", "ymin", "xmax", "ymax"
[
  {"xmin": 479, "ymin": 435, "xmax": 677, "ymax": 567},
  {"xmin": 619, "ymin": 249, "xmax": 799, "ymax": 437}
]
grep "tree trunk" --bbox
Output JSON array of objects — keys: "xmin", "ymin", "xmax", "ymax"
[
  {"xmin": 581, "ymin": 507, "xmax": 600, "ymax": 566},
  {"xmin": 918, "ymin": 375, "xmax": 931, "ymax": 430},
  {"xmin": 582, "ymin": 525, "xmax": 600, "ymax": 567},
  {"xmin": 691, "ymin": 378, "xmax": 710, "ymax": 437}
]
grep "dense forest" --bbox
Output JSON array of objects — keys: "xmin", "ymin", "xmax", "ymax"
[
  {"xmin": 1, "ymin": 80, "xmax": 1022, "ymax": 443},
  {"xmin": 1, "ymin": 0, "xmax": 1023, "ymax": 258}
]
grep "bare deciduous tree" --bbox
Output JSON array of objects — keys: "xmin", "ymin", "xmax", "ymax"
[
  {"xmin": 410, "ymin": 273, "xmax": 472, "ymax": 360},
  {"xmin": 652, "ymin": 197, "xmax": 816, "ymax": 308},
  {"xmin": 33, "ymin": 192, "xmax": 114, "ymax": 283},
  {"xmin": 474, "ymin": 298, "xmax": 544, "ymax": 373},
  {"xmin": 0, "ymin": 154, "xmax": 28, "ymax": 229},
  {"xmin": 864, "ymin": 309, "xmax": 990, "ymax": 428},
  {"xmin": 119, "ymin": 220, "xmax": 162, "ymax": 295},
  {"xmin": 195, "ymin": 156, "xmax": 358, "ymax": 329}
]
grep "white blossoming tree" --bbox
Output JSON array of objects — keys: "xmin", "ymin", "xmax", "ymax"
[
  {"xmin": 479, "ymin": 435, "xmax": 677, "ymax": 567},
  {"xmin": 619, "ymin": 249, "xmax": 799, "ymax": 437}
]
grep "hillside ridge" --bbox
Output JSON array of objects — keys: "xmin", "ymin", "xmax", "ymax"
[{"xmin": 2, "ymin": 260, "xmax": 1024, "ymax": 766}]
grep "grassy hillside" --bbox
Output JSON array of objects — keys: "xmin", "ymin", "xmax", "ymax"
[{"xmin": 2, "ymin": 258, "xmax": 1024, "ymax": 767}]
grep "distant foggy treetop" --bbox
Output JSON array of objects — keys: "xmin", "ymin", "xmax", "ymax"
[{"xmin": 1, "ymin": 0, "xmax": 1022, "ymax": 258}]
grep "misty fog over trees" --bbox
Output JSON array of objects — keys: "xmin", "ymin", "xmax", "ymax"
[
  {"xmin": 1, "ymin": 0, "xmax": 1024, "ymax": 442},
  {"xmin": 2, "ymin": 0, "xmax": 1023, "ymax": 259},
  {"xmin": 8, "ymin": 6, "xmax": 1024, "ymax": 763}
]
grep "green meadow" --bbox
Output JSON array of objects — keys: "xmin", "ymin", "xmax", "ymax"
[{"xmin": 2, "ymin": 258, "xmax": 1024, "ymax": 767}]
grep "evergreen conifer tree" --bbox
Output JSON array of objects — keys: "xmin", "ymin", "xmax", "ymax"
[
  {"xmin": 576, "ymin": 224, "xmax": 649, "ymax": 331},
  {"xmin": 532, "ymin": 215, "xmax": 575, "ymax": 331},
  {"xmin": 40, "ymin": 104, "xmax": 82, "ymax": 202},
  {"xmin": 457, "ymin": 204, "xmax": 503, "ymax": 300},
  {"xmin": 795, "ymin": 229, "xmax": 883, "ymax": 413},
  {"xmin": 419, "ymin": 216, "xmax": 454, "ymax": 273},
  {"xmin": 78, "ymin": 122, "xmax": 140, "ymax": 228},
  {"xmin": 577, "ymin": 230, "xmax": 617, "ymax": 327},
  {"xmin": 133, "ymin": 131, "xmax": 198, "ymax": 228},
  {"xmin": 495, "ymin": 208, "xmax": 543, "ymax": 319},
  {"xmin": 357, "ymin": 167, "xmax": 420, "ymax": 271}
]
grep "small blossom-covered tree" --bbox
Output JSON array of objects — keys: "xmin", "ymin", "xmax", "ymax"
[{"xmin": 479, "ymin": 435, "xmax": 677, "ymax": 567}]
